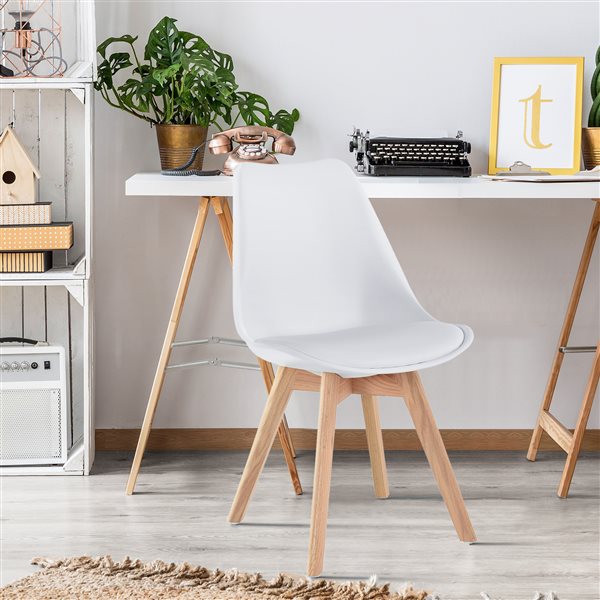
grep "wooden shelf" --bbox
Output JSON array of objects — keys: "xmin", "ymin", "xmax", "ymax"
[
  {"xmin": 0, "ymin": 61, "xmax": 94, "ymax": 89},
  {"xmin": 0, "ymin": 77, "xmax": 93, "ymax": 89},
  {"xmin": 0, "ymin": 256, "xmax": 87, "ymax": 285},
  {"xmin": 0, "ymin": 265, "xmax": 85, "ymax": 285}
]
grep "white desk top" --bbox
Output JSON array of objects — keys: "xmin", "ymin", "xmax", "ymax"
[{"xmin": 126, "ymin": 172, "xmax": 600, "ymax": 200}]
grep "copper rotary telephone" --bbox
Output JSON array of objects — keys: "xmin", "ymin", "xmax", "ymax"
[{"xmin": 208, "ymin": 126, "xmax": 296, "ymax": 176}]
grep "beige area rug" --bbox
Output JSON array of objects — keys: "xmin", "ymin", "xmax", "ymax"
[{"xmin": 0, "ymin": 556, "xmax": 429, "ymax": 600}]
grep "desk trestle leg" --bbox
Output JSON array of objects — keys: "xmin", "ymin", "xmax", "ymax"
[
  {"xmin": 126, "ymin": 197, "xmax": 211, "ymax": 495},
  {"xmin": 211, "ymin": 196, "xmax": 302, "ymax": 494},
  {"xmin": 527, "ymin": 201, "xmax": 600, "ymax": 498},
  {"xmin": 125, "ymin": 196, "xmax": 301, "ymax": 496}
]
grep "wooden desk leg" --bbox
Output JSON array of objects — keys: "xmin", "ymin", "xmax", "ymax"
[
  {"xmin": 211, "ymin": 196, "xmax": 302, "ymax": 495},
  {"xmin": 126, "ymin": 197, "xmax": 211, "ymax": 495},
  {"xmin": 558, "ymin": 345, "xmax": 600, "ymax": 498},
  {"xmin": 528, "ymin": 201, "xmax": 600, "ymax": 463}
]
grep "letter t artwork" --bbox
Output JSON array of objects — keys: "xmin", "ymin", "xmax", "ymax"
[{"xmin": 519, "ymin": 84, "xmax": 553, "ymax": 149}]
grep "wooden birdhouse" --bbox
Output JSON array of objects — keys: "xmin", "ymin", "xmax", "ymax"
[{"xmin": 0, "ymin": 126, "xmax": 40, "ymax": 205}]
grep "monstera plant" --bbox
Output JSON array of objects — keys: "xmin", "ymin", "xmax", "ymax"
[{"xmin": 95, "ymin": 17, "xmax": 300, "ymax": 170}]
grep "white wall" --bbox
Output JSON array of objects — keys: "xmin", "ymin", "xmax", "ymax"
[{"xmin": 94, "ymin": 1, "xmax": 599, "ymax": 431}]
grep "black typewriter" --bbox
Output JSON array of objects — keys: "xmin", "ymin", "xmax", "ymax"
[{"xmin": 349, "ymin": 128, "xmax": 472, "ymax": 177}]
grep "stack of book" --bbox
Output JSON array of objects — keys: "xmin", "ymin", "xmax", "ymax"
[{"xmin": 0, "ymin": 203, "xmax": 73, "ymax": 273}]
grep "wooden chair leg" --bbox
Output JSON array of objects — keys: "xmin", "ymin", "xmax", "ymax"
[
  {"xmin": 558, "ymin": 345, "xmax": 600, "ymax": 498},
  {"xmin": 212, "ymin": 195, "xmax": 302, "ymax": 495},
  {"xmin": 228, "ymin": 367, "xmax": 296, "ymax": 523},
  {"xmin": 126, "ymin": 197, "xmax": 210, "ymax": 495},
  {"xmin": 307, "ymin": 373, "xmax": 345, "ymax": 577},
  {"xmin": 282, "ymin": 414, "xmax": 297, "ymax": 458},
  {"xmin": 361, "ymin": 394, "xmax": 389, "ymax": 498},
  {"xmin": 528, "ymin": 201, "xmax": 600, "ymax": 462},
  {"xmin": 402, "ymin": 372, "xmax": 476, "ymax": 542}
]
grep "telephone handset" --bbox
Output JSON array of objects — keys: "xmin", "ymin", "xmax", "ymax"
[{"xmin": 208, "ymin": 126, "xmax": 296, "ymax": 176}]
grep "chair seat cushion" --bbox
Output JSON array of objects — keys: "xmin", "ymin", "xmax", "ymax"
[{"xmin": 250, "ymin": 321, "xmax": 472, "ymax": 378}]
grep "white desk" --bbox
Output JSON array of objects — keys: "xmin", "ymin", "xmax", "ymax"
[
  {"xmin": 124, "ymin": 172, "xmax": 600, "ymax": 498},
  {"xmin": 127, "ymin": 172, "xmax": 600, "ymax": 199}
]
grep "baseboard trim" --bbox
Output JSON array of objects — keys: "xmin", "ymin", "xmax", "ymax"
[{"xmin": 95, "ymin": 428, "xmax": 600, "ymax": 452}]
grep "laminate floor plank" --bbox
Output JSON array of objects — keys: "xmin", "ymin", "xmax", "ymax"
[{"xmin": 2, "ymin": 451, "xmax": 599, "ymax": 599}]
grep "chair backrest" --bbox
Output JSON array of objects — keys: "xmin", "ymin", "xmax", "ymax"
[{"xmin": 232, "ymin": 159, "xmax": 431, "ymax": 342}]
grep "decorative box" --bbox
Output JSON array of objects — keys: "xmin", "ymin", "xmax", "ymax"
[
  {"xmin": 0, "ymin": 202, "xmax": 52, "ymax": 226},
  {"xmin": 0, "ymin": 251, "xmax": 53, "ymax": 273},
  {"xmin": 0, "ymin": 222, "xmax": 73, "ymax": 251}
]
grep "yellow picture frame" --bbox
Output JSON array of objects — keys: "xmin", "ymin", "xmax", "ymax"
[{"xmin": 488, "ymin": 57, "xmax": 584, "ymax": 175}]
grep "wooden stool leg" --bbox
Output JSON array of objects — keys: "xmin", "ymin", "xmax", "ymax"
[
  {"xmin": 212, "ymin": 196, "xmax": 302, "ymax": 495},
  {"xmin": 528, "ymin": 201, "xmax": 600, "ymax": 462},
  {"xmin": 558, "ymin": 345, "xmax": 600, "ymax": 498},
  {"xmin": 307, "ymin": 373, "xmax": 345, "ymax": 577},
  {"xmin": 402, "ymin": 372, "xmax": 476, "ymax": 542},
  {"xmin": 126, "ymin": 197, "xmax": 210, "ymax": 495},
  {"xmin": 361, "ymin": 394, "xmax": 389, "ymax": 498},
  {"xmin": 229, "ymin": 367, "xmax": 296, "ymax": 523}
]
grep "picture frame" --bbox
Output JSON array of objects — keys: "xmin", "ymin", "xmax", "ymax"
[{"xmin": 488, "ymin": 57, "xmax": 584, "ymax": 175}]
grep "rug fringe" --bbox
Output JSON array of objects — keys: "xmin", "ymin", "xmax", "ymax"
[{"xmin": 30, "ymin": 556, "xmax": 430, "ymax": 600}]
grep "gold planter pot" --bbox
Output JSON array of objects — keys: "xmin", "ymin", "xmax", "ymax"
[
  {"xmin": 155, "ymin": 124, "xmax": 208, "ymax": 171},
  {"xmin": 582, "ymin": 127, "xmax": 600, "ymax": 170}
]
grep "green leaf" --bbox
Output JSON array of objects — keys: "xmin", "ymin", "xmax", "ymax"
[
  {"xmin": 95, "ymin": 52, "xmax": 133, "ymax": 91},
  {"xmin": 179, "ymin": 31, "xmax": 213, "ymax": 60},
  {"xmin": 144, "ymin": 16, "xmax": 183, "ymax": 67},
  {"xmin": 108, "ymin": 52, "xmax": 133, "ymax": 72},
  {"xmin": 97, "ymin": 34, "xmax": 137, "ymax": 59},
  {"xmin": 152, "ymin": 63, "xmax": 181, "ymax": 85},
  {"xmin": 212, "ymin": 49, "xmax": 234, "ymax": 72},
  {"xmin": 95, "ymin": 59, "xmax": 112, "ymax": 90},
  {"xmin": 236, "ymin": 92, "xmax": 271, "ymax": 126},
  {"xmin": 269, "ymin": 108, "xmax": 300, "ymax": 135},
  {"xmin": 184, "ymin": 55, "xmax": 218, "ymax": 79},
  {"xmin": 119, "ymin": 77, "xmax": 152, "ymax": 113}
]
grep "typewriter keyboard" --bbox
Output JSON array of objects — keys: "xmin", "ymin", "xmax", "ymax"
[{"xmin": 367, "ymin": 140, "xmax": 468, "ymax": 166}]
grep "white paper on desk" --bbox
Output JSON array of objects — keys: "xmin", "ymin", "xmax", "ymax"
[{"xmin": 479, "ymin": 172, "xmax": 600, "ymax": 183}]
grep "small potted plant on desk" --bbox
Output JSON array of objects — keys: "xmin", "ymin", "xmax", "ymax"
[
  {"xmin": 582, "ymin": 45, "xmax": 600, "ymax": 169},
  {"xmin": 95, "ymin": 17, "xmax": 299, "ymax": 171}
]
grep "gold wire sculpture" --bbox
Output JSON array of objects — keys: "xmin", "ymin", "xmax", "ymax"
[{"xmin": 0, "ymin": 0, "xmax": 67, "ymax": 77}]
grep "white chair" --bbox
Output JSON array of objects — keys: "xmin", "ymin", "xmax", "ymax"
[{"xmin": 228, "ymin": 159, "xmax": 476, "ymax": 576}]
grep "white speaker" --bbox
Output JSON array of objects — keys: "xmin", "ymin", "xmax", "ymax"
[{"xmin": 0, "ymin": 344, "xmax": 68, "ymax": 466}]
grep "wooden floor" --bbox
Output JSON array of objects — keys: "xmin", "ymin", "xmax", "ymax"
[{"xmin": 2, "ymin": 450, "xmax": 599, "ymax": 599}]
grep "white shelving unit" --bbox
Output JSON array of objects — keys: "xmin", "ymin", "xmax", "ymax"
[{"xmin": 0, "ymin": 0, "xmax": 95, "ymax": 475}]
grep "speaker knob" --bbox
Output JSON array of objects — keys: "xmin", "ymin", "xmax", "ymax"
[
  {"xmin": 10, "ymin": 362, "xmax": 20, "ymax": 371},
  {"xmin": 1, "ymin": 362, "xmax": 9, "ymax": 371},
  {"xmin": 20, "ymin": 361, "xmax": 30, "ymax": 370}
]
